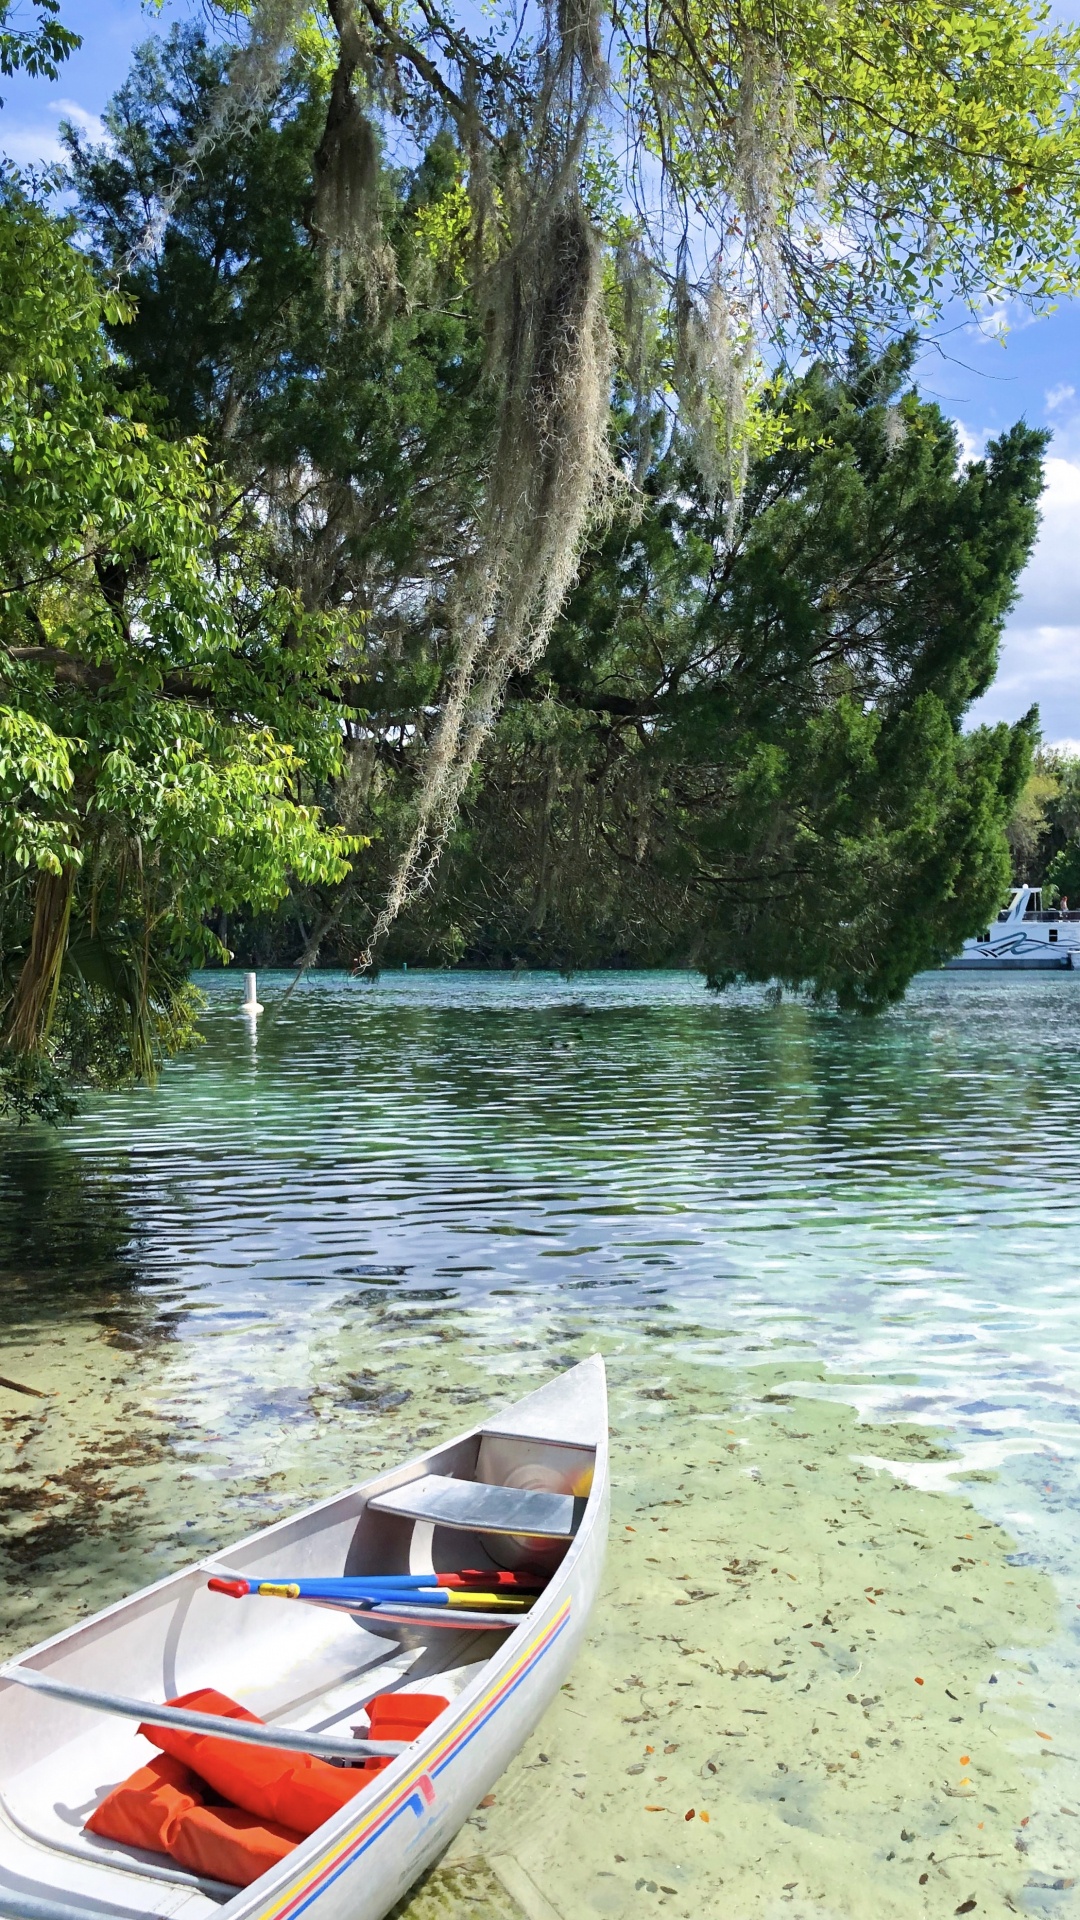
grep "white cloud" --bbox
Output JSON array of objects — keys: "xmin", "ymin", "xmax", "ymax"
[
  {"xmin": 966, "ymin": 455, "xmax": 1080, "ymax": 738},
  {"xmin": 1047, "ymin": 383, "xmax": 1076, "ymax": 413},
  {"xmin": 0, "ymin": 121, "xmax": 66, "ymax": 166},
  {"xmin": 953, "ymin": 419, "xmax": 989, "ymax": 466},
  {"xmin": 0, "ymin": 97, "xmax": 105, "ymax": 169},
  {"xmin": 51, "ymin": 99, "xmax": 106, "ymax": 143},
  {"xmin": 1009, "ymin": 456, "xmax": 1080, "ymax": 629},
  {"xmin": 969, "ymin": 624, "xmax": 1080, "ymax": 723},
  {"xmin": 965, "ymin": 292, "xmax": 1043, "ymax": 343}
]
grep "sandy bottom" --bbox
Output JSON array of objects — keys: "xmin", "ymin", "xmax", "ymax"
[
  {"xmin": 0, "ymin": 1330, "xmax": 1075, "ymax": 1918},
  {"xmin": 396, "ymin": 1370, "xmax": 1074, "ymax": 1920}
]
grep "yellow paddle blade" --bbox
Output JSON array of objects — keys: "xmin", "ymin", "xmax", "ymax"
[{"xmin": 445, "ymin": 1591, "xmax": 531, "ymax": 1610}]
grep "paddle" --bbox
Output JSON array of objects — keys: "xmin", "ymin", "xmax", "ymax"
[
  {"xmin": 208, "ymin": 1572, "xmax": 542, "ymax": 1596},
  {"xmin": 206, "ymin": 1577, "xmax": 533, "ymax": 1611}
]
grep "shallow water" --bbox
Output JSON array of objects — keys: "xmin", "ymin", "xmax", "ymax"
[{"xmin": 3, "ymin": 968, "xmax": 1080, "ymax": 1913}]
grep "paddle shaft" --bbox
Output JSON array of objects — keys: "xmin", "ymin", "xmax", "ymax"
[
  {"xmin": 212, "ymin": 1571, "xmax": 542, "ymax": 1593},
  {"xmin": 225, "ymin": 1590, "xmax": 519, "ymax": 1627},
  {"xmin": 368, "ymin": 1603, "xmax": 520, "ymax": 1628}
]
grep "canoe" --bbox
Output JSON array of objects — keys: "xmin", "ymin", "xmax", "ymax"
[{"xmin": 0, "ymin": 1356, "xmax": 609, "ymax": 1920}]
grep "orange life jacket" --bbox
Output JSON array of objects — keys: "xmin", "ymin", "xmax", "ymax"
[
  {"xmin": 85, "ymin": 1753, "xmax": 204, "ymax": 1854},
  {"xmin": 138, "ymin": 1690, "xmax": 368, "ymax": 1837},
  {"xmin": 168, "ymin": 1803, "xmax": 302, "ymax": 1886},
  {"xmin": 366, "ymin": 1693, "xmax": 448, "ymax": 1742}
]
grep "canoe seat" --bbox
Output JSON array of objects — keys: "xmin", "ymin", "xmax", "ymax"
[{"xmin": 366, "ymin": 1474, "xmax": 580, "ymax": 1538}]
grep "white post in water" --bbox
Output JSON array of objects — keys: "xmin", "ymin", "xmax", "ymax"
[{"xmin": 242, "ymin": 971, "xmax": 264, "ymax": 1015}]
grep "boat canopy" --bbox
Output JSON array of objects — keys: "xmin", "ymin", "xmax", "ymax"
[{"xmin": 999, "ymin": 885, "xmax": 1041, "ymax": 921}]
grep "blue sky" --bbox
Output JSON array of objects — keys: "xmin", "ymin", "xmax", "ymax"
[{"xmin": 5, "ymin": 0, "xmax": 1080, "ymax": 747}]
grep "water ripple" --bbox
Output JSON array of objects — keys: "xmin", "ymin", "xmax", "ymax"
[{"xmin": 4, "ymin": 966, "xmax": 1080, "ymax": 1592}]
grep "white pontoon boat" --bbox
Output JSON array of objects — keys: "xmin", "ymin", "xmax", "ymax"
[{"xmin": 946, "ymin": 884, "xmax": 1080, "ymax": 969}]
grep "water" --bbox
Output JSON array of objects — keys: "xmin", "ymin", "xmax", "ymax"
[
  {"xmin": 3, "ymin": 968, "xmax": 1080, "ymax": 1912},
  {"xmin": 5, "ymin": 967, "xmax": 1078, "ymax": 1529}
]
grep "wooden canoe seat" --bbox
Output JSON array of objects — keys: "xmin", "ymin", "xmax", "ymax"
[{"xmin": 366, "ymin": 1475, "xmax": 580, "ymax": 1538}]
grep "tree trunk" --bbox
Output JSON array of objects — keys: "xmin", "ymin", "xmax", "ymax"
[{"xmin": 4, "ymin": 866, "xmax": 75, "ymax": 1055}]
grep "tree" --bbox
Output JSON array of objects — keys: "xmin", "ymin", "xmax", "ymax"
[
  {"xmin": 0, "ymin": 0, "xmax": 78, "ymax": 101},
  {"xmin": 0, "ymin": 181, "xmax": 358, "ymax": 1118},
  {"xmin": 69, "ymin": 22, "xmax": 1053, "ymax": 1006},
  {"xmin": 66, "ymin": 24, "xmax": 495, "ymax": 957},
  {"xmin": 75, "ymin": 0, "xmax": 1080, "ymax": 963},
  {"xmin": 1010, "ymin": 748, "xmax": 1080, "ymax": 897},
  {"xmin": 381, "ymin": 344, "xmax": 1042, "ymax": 1008},
  {"xmin": 1006, "ymin": 751, "xmax": 1061, "ymax": 882}
]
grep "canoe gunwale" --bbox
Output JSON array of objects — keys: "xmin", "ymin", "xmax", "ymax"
[{"xmin": 0, "ymin": 1889, "xmax": 150, "ymax": 1920}]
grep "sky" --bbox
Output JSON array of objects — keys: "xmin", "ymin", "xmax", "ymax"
[{"xmin": 4, "ymin": 0, "xmax": 1080, "ymax": 747}]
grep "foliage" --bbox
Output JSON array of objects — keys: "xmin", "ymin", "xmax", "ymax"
[
  {"xmin": 619, "ymin": 0, "xmax": 1080, "ymax": 328},
  {"xmin": 380, "ymin": 344, "xmax": 1043, "ymax": 1008},
  {"xmin": 0, "ymin": 180, "xmax": 359, "ymax": 1113},
  {"xmin": 0, "ymin": 1051, "xmax": 77, "ymax": 1126},
  {"xmin": 66, "ymin": 23, "xmax": 495, "ymax": 959},
  {"xmin": 1011, "ymin": 749, "xmax": 1080, "ymax": 897},
  {"xmin": 1007, "ymin": 752, "xmax": 1062, "ymax": 881},
  {"xmin": 52, "ymin": 15, "xmax": 1060, "ymax": 1029},
  {"xmin": 202, "ymin": 0, "xmax": 1080, "ymax": 346},
  {"xmin": 0, "ymin": 0, "xmax": 78, "ymax": 100},
  {"xmin": 131, "ymin": 0, "xmax": 1080, "ymax": 956},
  {"xmin": 66, "ymin": 30, "xmax": 489, "ymax": 606}
]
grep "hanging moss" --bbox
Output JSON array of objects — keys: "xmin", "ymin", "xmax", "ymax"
[
  {"xmin": 309, "ymin": 12, "xmax": 396, "ymax": 308},
  {"xmin": 361, "ymin": 195, "xmax": 618, "ymax": 959}
]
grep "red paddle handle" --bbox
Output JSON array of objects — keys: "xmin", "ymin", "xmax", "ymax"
[
  {"xmin": 444, "ymin": 1571, "xmax": 544, "ymax": 1590},
  {"xmin": 207, "ymin": 1577, "xmax": 250, "ymax": 1598}
]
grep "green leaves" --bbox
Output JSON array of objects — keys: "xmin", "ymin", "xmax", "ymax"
[
  {"xmin": 93, "ymin": 719, "xmax": 358, "ymax": 914},
  {"xmin": 35, "ymin": 7, "xmax": 1068, "ymax": 1024},
  {"xmin": 411, "ymin": 345, "xmax": 1043, "ymax": 1006},
  {"xmin": 0, "ymin": 183, "xmax": 358, "ymax": 1094},
  {"xmin": 619, "ymin": 0, "xmax": 1080, "ymax": 334},
  {"xmin": 0, "ymin": 707, "xmax": 78, "ymax": 872},
  {"xmin": 0, "ymin": 0, "xmax": 79, "ymax": 99}
]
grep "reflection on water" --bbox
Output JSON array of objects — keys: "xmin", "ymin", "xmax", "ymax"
[
  {"xmin": 3, "ymin": 969, "xmax": 1080, "ymax": 1909},
  {"xmin": 0, "ymin": 1139, "xmax": 147, "ymax": 1328}
]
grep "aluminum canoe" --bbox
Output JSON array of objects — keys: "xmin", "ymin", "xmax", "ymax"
[{"xmin": 0, "ymin": 1355, "xmax": 609, "ymax": 1920}]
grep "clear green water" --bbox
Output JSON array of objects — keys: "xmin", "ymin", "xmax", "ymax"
[
  {"xmin": 5, "ymin": 967, "xmax": 1079, "ymax": 1536},
  {"xmin": 3, "ymin": 968, "xmax": 1080, "ymax": 1913}
]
